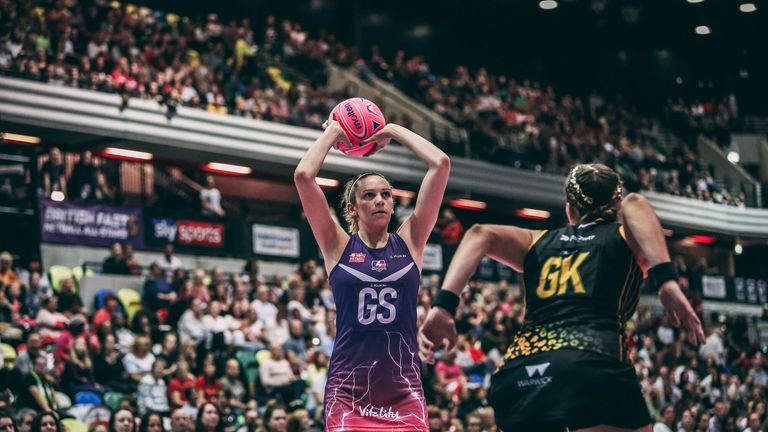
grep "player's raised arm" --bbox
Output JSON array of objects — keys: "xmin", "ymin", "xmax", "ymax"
[
  {"xmin": 361, "ymin": 124, "xmax": 450, "ymax": 264},
  {"xmin": 294, "ymin": 120, "xmax": 350, "ymax": 272},
  {"xmin": 419, "ymin": 224, "xmax": 537, "ymax": 361}
]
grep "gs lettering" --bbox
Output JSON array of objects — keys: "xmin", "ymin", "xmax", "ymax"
[{"xmin": 357, "ymin": 287, "xmax": 397, "ymax": 324}]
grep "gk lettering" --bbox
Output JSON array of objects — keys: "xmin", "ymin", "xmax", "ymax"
[
  {"xmin": 357, "ymin": 287, "xmax": 397, "ymax": 325},
  {"xmin": 536, "ymin": 252, "xmax": 590, "ymax": 299}
]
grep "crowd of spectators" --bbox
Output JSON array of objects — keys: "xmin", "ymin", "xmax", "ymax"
[
  {"xmin": 352, "ymin": 50, "xmax": 747, "ymax": 206},
  {"xmin": 34, "ymin": 146, "xmax": 233, "ymax": 219},
  {"xmin": 37, "ymin": 147, "xmax": 118, "ymax": 204},
  {"xmin": 0, "ymin": 0, "xmax": 350, "ymax": 126},
  {"xmin": 665, "ymin": 96, "xmax": 740, "ymax": 150},
  {"xmin": 0, "ymin": 236, "xmax": 764, "ymax": 431},
  {"xmin": 0, "ymin": 0, "xmax": 753, "ymax": 207}
]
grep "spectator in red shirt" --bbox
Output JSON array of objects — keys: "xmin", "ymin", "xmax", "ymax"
[
  {"xmin": 435, "ymin": 351, "xmax": 465, "ymax": 400},
  {"xmin": 195, "ymin": 357, "xmax": 221, "ymax": 403},
  {"xmin": 438, "ymin": 208, "xmax": 464, "ymax": 266},
  {"xmin": 467, "ymin": 333, "xmax": 488, "ymax": 364},
  {"xmin": 168, "ymin": 360, "xmax": 197, "ymax": 409},
  {"xmin": 54, "ymin": 315, "xmax": 86, "ymax": 371},
  {"xmin": 92, "ymin": 293, "xmax": 121, "ymax": 330},
  {"xmin": 438, "ymin": 209, "xmax": 464, "ymax": 246}
]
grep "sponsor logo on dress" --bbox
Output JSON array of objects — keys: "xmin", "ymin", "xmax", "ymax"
[
  {"xmin": 371, "ymin": 259, "xmax": 387, "ymax": 272},
  {"xmin": 390, "ymin": 254, "xmax": 407, "ymax": 259},
  {"xmin": 349, "ymin": 253, "xmax": 366, "ymax": 263},
  {"xmin": 358, "ymin": 404, "xmax": 400, "ymax": 420},
  {"xmin": 559, "ymin": 234, "xmax": 596, "ymax": 243},
  {"xmin": 517, "ymin": 362, "xmax": 553, "ymax": 389}
]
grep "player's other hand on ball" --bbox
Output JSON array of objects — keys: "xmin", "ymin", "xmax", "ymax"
[
  {"xmin": 359, "ymin": 123, "xmax": 397, "ymax": 157},
  {"xmin": 418, "ymin": 306, "xmax": 458, "ymax": 364}
]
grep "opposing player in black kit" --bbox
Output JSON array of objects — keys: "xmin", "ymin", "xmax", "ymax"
[{"xmin": 420, "ymin": 164, "xmax": 705, "ymax": 432}]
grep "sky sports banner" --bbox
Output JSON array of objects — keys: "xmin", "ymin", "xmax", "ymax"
[
  {"xmin": 40, "ymin": 200, "xmax": 144, "ymax": 248},
  {"xmin": 252, "ymin": 224, "xmax": 300, "ymax": 258},
  {"xmin": 150, "ymin": 218, "xmax": 225, "ymax": 248}
]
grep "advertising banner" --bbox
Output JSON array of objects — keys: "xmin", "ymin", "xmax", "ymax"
[
  {"xmin": 252, "ymin": 224, "xmax": 300, "ymax": 258},
  {"xmin": 149, "ymin": 218, "xmax": 225, "ymax": 248},
  {"xmin": 701, "ymin": 275, "xmax": 727, "ymax": 299},
  {"xmin": 40, "ymin": 201, "xmax": 143, "ymax": 248},
  {"xmin": 422, "ymin": 243, "xmax": 443, "ymax": 272}
]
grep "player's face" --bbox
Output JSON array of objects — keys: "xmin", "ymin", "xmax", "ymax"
[{"xmin": 351, "ymin": 176, "xmax": 393, "ymax": 232}]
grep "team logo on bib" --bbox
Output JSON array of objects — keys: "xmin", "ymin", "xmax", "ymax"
[
  {"xmin": 371, "ymin": 259, "xmax": 387, "ymax": 272},
  {"xmin": 349, "ymin": 253, "xmax": 366, "ymax": 263}
]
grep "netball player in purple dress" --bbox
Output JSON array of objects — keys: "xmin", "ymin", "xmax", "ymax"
[{"xmin": 294, "ymin": 119, "xmax": 449, "ymax": 431}]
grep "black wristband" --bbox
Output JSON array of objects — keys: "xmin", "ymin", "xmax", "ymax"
[
  {"xmin": 431, "ymin": 290, "xmax": 460, "ymax": 316},
  {"xmin": 647, "ymin": 262, "xmax": 679, "ymax": 292}
]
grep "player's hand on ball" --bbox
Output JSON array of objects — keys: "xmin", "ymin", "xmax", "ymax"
[
  {"xmin": 418, "ymin": 306, "xmax": 458, "ymax": 364},
  {"xmin": 322, "ymin": 117, "xmax": 350, "ymax": 147},
  {"xmin": 658, "ymin": 280, "xmax": 705, "ymax": 345},
  {"xmin": 321, "ymin": 111, "xmax": 337, "ymax": 131},
  {"xmin": 359, "ymin": 123, "xmax": 396, "ymax": 157}
]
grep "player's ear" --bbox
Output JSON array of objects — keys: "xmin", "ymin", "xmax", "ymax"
[{"xmin": 565, "ymin": 202, "xmax": 578, "ymax": 225}]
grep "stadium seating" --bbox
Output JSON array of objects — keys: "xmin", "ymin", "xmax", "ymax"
[
  {"xmin": 117, "ymin": 288, "xmax": 142, "ymax": 323},
  {"xmin": 60, "ymin": 418, "xmax": 88, "ymax": 432},
  {"xmin": 49, "ymin": 265, "xmax": 73, "ymax": 292},
  {"xmin": 74, "ymin": 391, "xmax": 103, "ymax": 406},
  {"xmin": 102, "ymin": 392, "xmax": 124, "ymax": 412},
  {"xmin": 1, "ymin": 343, "xmax": 15, "ymax": 367},
  {"xmin": 92, "ymin": 289, "xmax": 117, "ymax": 311},
  {"xmin": 71, "ymin": 265, "xmax": 95, "ymax": 288}
]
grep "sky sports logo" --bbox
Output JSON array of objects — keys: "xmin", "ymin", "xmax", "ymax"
[
  {"xmin": 517, "ymin": 362, "xmax": 553, "ymax": 389},
  {"xmin": 152, "ymin": 218, "xmax": 224, "ymax": 247}
]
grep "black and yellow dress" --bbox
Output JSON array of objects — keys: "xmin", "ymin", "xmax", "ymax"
[{"xmin": 489, "ymin": 219, "xmax": 650, "ymax": 431}]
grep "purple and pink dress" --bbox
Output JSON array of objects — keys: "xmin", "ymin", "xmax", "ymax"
[{"xmin": 324, "ymin": 233, "xmax": 428, "ymax": 431}]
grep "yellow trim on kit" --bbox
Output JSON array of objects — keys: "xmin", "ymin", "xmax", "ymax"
[{"xmin": 528, "ymin": 230, "xmax": 549, "ymax": 251}]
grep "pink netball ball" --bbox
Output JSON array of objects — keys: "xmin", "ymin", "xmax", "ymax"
[{"xmin": 331, "ymin": 98, "xmax": 388, "ymax": 157}]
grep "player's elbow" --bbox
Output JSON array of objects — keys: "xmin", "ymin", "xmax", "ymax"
[
  {"xmin": 436, "ymin": 154, "xmax": 451, "ymax": 171},
  {"xmin": 293, "ymin": 167, "xmax": 313, "ymax": 184},
  {"xmin": 623, "ymin": 192, "xmax": 647, "ymax": 206},
  {"xmin": 466, "ymin": 224, "xmax": 493, "ymax": 242}
]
